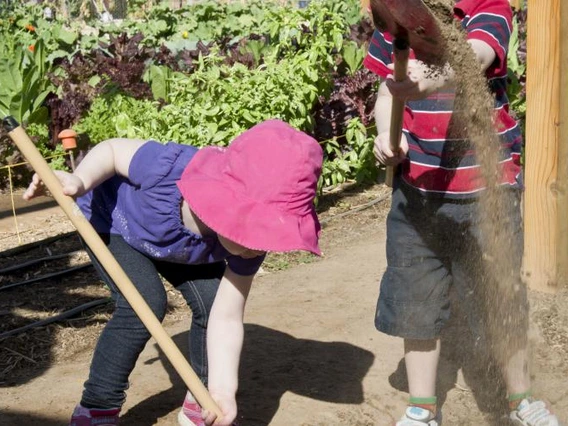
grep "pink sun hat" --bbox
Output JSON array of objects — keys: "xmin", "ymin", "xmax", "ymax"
[{"xmin": 176, "ymin": 119, "xmax": 323, "ymax": 255}]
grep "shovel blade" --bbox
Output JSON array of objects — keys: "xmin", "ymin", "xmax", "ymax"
[{"xmin": 370, "ymin": 0, "xmax": 446, "ymax": 64}]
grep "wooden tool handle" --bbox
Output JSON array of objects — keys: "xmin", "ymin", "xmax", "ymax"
[
  {"xmin": 386, "ymin": 37, "xmax": 410, "ymax": 187},
  {"xmin": 3, "ymin": 118, "xmax": 223, "ymax": 418}
]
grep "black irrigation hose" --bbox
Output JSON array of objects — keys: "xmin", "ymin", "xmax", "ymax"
[
  {"xmin": 319, "ymin": 193, "xmax": 390, "ymax": 225},
  {"xmin": 0, "ymin": 231, "xmax": 78, "ymax": 258},
  {"xmin": 0, "ymin": 298, "xmax": 111, "ymax": 340},
  {"xmin": 0, "ymin": 263, "xmax": 93, "ymax": 291},
  {"xmin": 0, "ymin": 250, "xmax": 84, "ymax": 274}
]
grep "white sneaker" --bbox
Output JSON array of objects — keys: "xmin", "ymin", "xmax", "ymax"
[
  {"xmin": 396, "ymin": 406, "xmax": 440, "ymax": 426},
  {"xmin": 510, "ymin": 398, "xmax": 562, "ymax": 426}
]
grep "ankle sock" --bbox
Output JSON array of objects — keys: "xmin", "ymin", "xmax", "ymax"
[
  {"xmin": 72, "ymin": 404, "xmax": 120, "ymax": 420},
  {"xmin": 509, "ymin": 391, "xmax": 532, "ymax": 410},
  {"xmin": 409, "ymin": 396, "xmax": 437, "ymax": 416}
]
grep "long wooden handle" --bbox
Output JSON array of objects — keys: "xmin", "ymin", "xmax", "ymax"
[
  {"xmin": 385, "ymin": 38, "xmax": 410, "ymax": 187},
  {"xmin": 3, "ymin": 118, "xmax": 223, "ymax": 418}
]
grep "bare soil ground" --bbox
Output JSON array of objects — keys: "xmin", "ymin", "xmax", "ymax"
[{"xmin": 0, "ymin": 183, "xmax": 567, "ymax": 426}]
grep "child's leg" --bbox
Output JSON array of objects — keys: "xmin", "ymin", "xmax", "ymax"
[
  {"xmin": 451, "ymin": 190, "xmax": 540, "ymax": 411},
  {"xmin": 405, "ymin": 339, "xmax": 440, "ymax": 401},
  {"xmin": 81, "ymin": 234, "xmax": 169, "ymax": 410},
  {"xmin": 504, "ymin": 347, "xmax": 531, "ymax": 406},
  {"xmin": 158, "ymin": 262, "xmax": 226, "ymax": 426},
  {"xmin": 378, "ymin": 183, "xmax": 454, "ymax": 423},
  {"xmin": 396, "ymin": 338, "xmax": 442, "ymax": 425},
  {"xmin": 159, "ymin": 261, "xmax": 225, "ymax": 386}
]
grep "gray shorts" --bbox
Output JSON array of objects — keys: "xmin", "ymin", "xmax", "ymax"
[{"xmin": 376, "ymin": 181, "xmax": 528, "ymax": 340}]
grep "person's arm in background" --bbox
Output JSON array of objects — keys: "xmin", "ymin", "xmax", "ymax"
[
  {"xmin": 23, "ymin": 138, "xmax": 146, "ymax": 200},
  {"xmin": 202, "ymin": 268, "xmax": 253, "ymax": 426}
]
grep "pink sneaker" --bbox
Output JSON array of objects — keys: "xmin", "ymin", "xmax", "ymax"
[
  {"xmin": 177, "ymin": 394, "xmax": 240, "ymax": 426},
  {"xmin": 69, "ymin": 404, "xmax": 120, "ymax": 426},
  {"xmin": 178, "ymin": 396, "xmax": 205, "ymax": 426}
]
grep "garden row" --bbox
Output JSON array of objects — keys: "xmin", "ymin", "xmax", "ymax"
[{"xmin": 0, "ymin": 0, "xmax": 526, "ymax": 190}]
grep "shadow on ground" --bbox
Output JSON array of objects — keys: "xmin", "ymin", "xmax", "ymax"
[
  {"xmin": 0, "ymin": 196, "xmax": 58, "ymax": 220},
  {"xmin": 0, "ymin": 411, "xmax": 64, "ymax": 426},
  {"xmin": 120, "ymin": 323, "xmax": 375, "ymax": 426}
]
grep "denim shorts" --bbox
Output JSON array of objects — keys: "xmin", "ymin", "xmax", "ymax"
[{"xmin": 376, "ymin": 180, "xmax": 527, "ymax": 340}]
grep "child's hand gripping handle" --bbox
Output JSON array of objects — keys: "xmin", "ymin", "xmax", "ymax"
[
  {"xmin": 385, "ymin": 37, "xmax": 410, "ymax": 187},
  {"xmin": 2, "ymin": 117, "xmax": 223, "ymax": 419}
]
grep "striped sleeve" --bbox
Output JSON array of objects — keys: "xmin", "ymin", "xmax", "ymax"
[
  {"xmin": 456, "ymin": 0, "xmax": 512, "ymax": 76},
  {"xmin": 363, "ymin": 29, "xmax": 393, "ymax": 78}
]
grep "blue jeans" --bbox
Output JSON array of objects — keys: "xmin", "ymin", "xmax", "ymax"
[
  {"xmin": 377, "ymin": 180, "xmax": 528, "ymax": 341},
  {"xmin": 81, "ymin": 234, "xmax": 225, "ymax": 409}
]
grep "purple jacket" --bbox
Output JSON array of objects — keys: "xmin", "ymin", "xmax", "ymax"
[{"xmin": 77, "ymin": 141, "xmax": 264, "ymax": 276}]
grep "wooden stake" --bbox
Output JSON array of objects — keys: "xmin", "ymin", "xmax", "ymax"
[
  {"xmin": 557, "ymin": 0, "xmax": 568, "ymax": 287},
  {"xmin": 523, "ymin": 0, "xmax": 561, "ymax": 292}
]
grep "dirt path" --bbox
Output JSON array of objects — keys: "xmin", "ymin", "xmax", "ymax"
[{"xmin": 1, "ymin": 187, "xmax": 567, "ymax": 425}]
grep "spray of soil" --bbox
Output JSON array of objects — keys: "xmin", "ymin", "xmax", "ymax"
[{"xmin": 424, "ymin": 0, "xmax": 528, "ymax": 380}]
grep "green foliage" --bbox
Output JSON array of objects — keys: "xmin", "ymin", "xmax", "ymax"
[
  {"xmin": 1, "ymin": 0, "xmax": 378, "ymax": 191},
  {"xmin": 74, "ymin": 94, "xmax": 162, "ymax": 142},
  {"xmin": 144, "ymin": 64, "xmax": 173, "ymax": 103},
  {"xmin": 0, "ymin": 39, "xmax": 53, "ymax": 125},
  {"xmin": 321, "ymin": 118, "xmax": 377, "ymax": 187},
  {"xmin": 507, "ymin": 14, "xmax": 526, "ymax": 123},
  {"xmin": 27, "ymin": 122, "xmax": 68, "ymax": 170},
  {"xmin": 76, "ymin": 49, "xmax": 324, "ymax": 145},
  {"xmin": 342, "ymin": 41, "xmax": 366, "ymax": 75}
]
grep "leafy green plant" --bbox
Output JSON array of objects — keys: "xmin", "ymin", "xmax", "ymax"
[
  {"xmin": 0, "ymin": 39, "xmax": 53, "ymax": 125},
  {"xmin": 507, "ymin": 10, "xmax": 526, "ymax": 121},
  {"xmin": 0, "ymin": 0, "xmax": 381, "ymax": 192},
  {"xmin": 342, "ymin": 41, "xmax": 366, "ymax": 75},
  {"xmin": 144, "ymin": 64, "xmax": 173, "ymax": 102},
  {"xmin": 321, "ymin": 118, "xmax": 376, "ymax": 187},
  {"xmin": 74, "ymin": 94, "xmax": 163, "ymax": 142}
]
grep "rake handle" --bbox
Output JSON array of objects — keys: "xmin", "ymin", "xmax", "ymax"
[{"xmin": 3, "ymin": 117, "xmax": 223, "ymax": 418}]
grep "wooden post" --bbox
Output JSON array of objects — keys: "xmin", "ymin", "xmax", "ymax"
[
  {"xmin": 523, "ymin": 0, "xmax": 564, "ymax": 292},
  {"xmin": 557, "ymin": 0, "xmax": 568, "ymax": 287}
]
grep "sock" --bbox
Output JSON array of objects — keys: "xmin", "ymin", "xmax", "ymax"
[
  {"xmin": 409, "ymin": 396, "xmax": 437, "ymax": 416},
  {"xmin": 73, "ymin": 404, "xmax": 120, "ymax": 419},
  {"xmin": 185, "ymin": 391, "xmax": 197, "ymax": 403},
  {"xmin": 509, "ymin": 391, "xmax": 532, "ymax": 410}
]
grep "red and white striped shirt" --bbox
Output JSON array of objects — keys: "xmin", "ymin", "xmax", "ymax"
[{"xmin": 364, "ymin": 0, "xmax": 523, "ymax": 198}]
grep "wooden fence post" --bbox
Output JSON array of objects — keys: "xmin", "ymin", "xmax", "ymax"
[
  {"xmin": 557, "ymin": 0, "xmax": 568, "ymax": 287},
  {"xmin": 523, "ymin": 0, "xmax": 564, "ymax": 292}
]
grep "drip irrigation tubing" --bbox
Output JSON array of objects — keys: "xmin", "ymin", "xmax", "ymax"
[
  {"xmin": 0, "ymin": 263, "xmax": 93, "ymax": 291},
  {"xmin": 0, "ymin": 298, "xmax": 111, "ymax": 340},
  {"xmin": 319, "ymin": 193, "xmax": 390, "ymax": 225},
  {"xmin": 0, "ymin": 231, "xmax": 78, "ymax": 258},
  {"xmin": 0, "ymin": 250, "xmax": 84, "ymax": 274}
]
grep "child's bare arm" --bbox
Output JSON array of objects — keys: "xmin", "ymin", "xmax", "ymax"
[
  {"xmin": 467, "ymin": 39, "xmax": 497, "ymax": 72},
  {"xmin": 375, "ymin": 80, "xmax": 393, "ymax": 135},
  {"xmin": 23, "ymin": 138, "xmax": 146, "ymax": 200},
  {"xmin": 204, "ymin": 268, "xmax": 254, "ymax": 426},
  {"xmin": 385, "ymin": 39, "xmax": 496, "ymax": 102},
  {"xmin": 71, "ymin": 138, "xmax": 146, "ymax": 191},
  {"xmin": 373, "ymin": 82, "xmax": 409, "ymax": 166}
]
